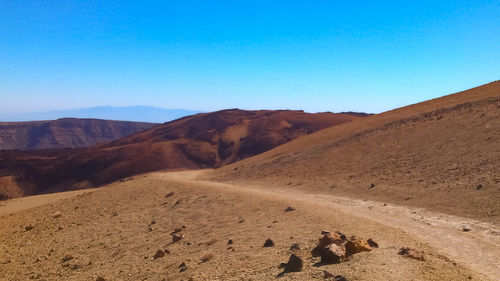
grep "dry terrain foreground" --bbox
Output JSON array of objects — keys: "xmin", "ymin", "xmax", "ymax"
[{"xmin": 1, "ymin": 170, "xmax": 498, "ymax": 281}]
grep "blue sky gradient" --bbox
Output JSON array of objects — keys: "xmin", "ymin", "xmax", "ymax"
[{"xmin": 1, "ymin": 1, "xmax": 499, "ymax": 114}]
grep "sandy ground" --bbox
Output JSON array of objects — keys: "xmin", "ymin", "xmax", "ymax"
[
  {"xmin": 0, "ymin": 188, "xmax": 100, "ymax": 217},
  {"xmin": 0, "ymin": 170, "xmax": 498, "ymax": 280}
]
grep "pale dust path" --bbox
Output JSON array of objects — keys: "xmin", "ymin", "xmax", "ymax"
[
  {"xmin": 0, "ymin": 188, "xmax": 100, "ymax": 217},
  {"xmin": 156, "ymin": 170, "xmax": 500, "ymax": 281}
]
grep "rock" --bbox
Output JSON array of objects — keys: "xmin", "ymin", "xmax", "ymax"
[
  {"xmin": 345, "ymin": 238, "xmax": 372, "ymax": 257},
  {"xmin": 369, "ymin": 183, "xmax": 375, "ymax": 189},
  {"xmin": 289, "ymin": 243, "xmax": 300, "ymax": 251},
  {"xmin": 263, "ymin": 238, "xmax": 275, "ymax": 247},
  {"xmin": 476, "ymin": 184, "xmax": 483, "ymax": 190},
  {"xmin": 282, "ymin": 254, "xmax": 303, "ymax": 272},
  {"xmin": 24, "ymin": 225, "xmax": 33, "ymax": 231},
  {"xmin": 398, "ymin": 247, "xmax": 424, "ymax": 261},
  {"xmin": 171, "ymin": 228, "xmax": 182, "ymax": 234},
  {"xmin": 227, "ymin": 239, "xmax": 233, "ymax": 245},
  {"xmin": 153, "ymin": 250, "xmax": 165, "ymax": 259},
  {"xmin": 200, "ymin": 253, "xmax": 213, "ymax": 263},
  {"xmin": 321, "ymin": 230, "xmax": 330, "ymax": 235},
  {"xmin": 96, "ymin": 277, "xmax": 106, "ymax": 281},
  {"xmin": 462, "ymin": 228, "xmax": 471, "ymax": 232},
  {"xmin": 163, "ymin": 248, "xmax": 171, "ymax": 254},
  {"xmin": 323, "ymin": 271, "xmax": 347, "ymax": 280},
  {"xmin": 61, "ymin": 255, "xmax": 73, "ymax": 263},
  {"xmin": 321, "ymin": 243, "xmax": 346, "ymax": 264},
  {"xmin": 367, "ymin": 238, "xmax": 379, "ymax": 248},
  {"xmin": 311, "ymin": 232, "xmax": 347, "ymax": 257},
  {"xmin": 52, "ymin": 211, "xmax": 62, "ymax": 218},
  {"xmin": 172, "ymin": 233, "xmax": 185, "ymax": 243},
  {"xmin": 179, "ymin": 262, "xmax": 187, "ymax": 272},
  {"xmin": 284, "ymin": 206, "xmax": 296, "ymax": 212},
  {"xmin": 165, "ymin": 192, "xmax": 175, "ymax": 198}
]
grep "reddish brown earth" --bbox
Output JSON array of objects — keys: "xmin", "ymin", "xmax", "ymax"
[
  {"xmin": 0, "ymin": 118, "xmax": 156, "ymax": 150},
  {"xmin": 0, "ymin": 110, "xmax": 360, "ymax": 198},
  {"xmin": 210, "ymin": 81, "xmax": 500, "ymax": 224}
]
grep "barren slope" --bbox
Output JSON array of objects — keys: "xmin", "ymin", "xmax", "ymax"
[
  {"xmin": 210, "ymin": 81, "xmax": 500, "ymax": 224},
  {"xmin": 0, "ymin": 171, "xmax": 493, "ymax": 281},
  {"xmin": 0, "ymin": 110, "xmax": 360, "ymax": 198},
  {"xmin": 0, "ymin": 118, "xmax": 156, "ymax": 150}
]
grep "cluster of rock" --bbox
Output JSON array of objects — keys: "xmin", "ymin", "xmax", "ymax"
[
  {"xmin": 311, "ymin": 231, "xmax": 378, "ymax": 264},
  {"xmin": 278, "ymin": 230, "xmax": 378, "ymax": 278}
]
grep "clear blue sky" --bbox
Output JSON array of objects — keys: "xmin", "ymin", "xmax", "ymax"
[{"xmin": 1, "ymin": 1, "xmax": 499, "ymax": 114}]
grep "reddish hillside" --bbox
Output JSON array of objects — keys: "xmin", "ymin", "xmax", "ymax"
[
  {"xmin": 0, "ymin": 109, "xmax": 361, "ymax": 198},
  {"xmin": 210, "ymin": 81, "xmax": 500, "ymax": 224},
  {"xmin": 0, "ymin": 118, "xmax": 157, "ymax": 150}
]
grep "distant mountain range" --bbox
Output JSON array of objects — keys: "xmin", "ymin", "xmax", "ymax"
[
  {"xmin": 0, "ymin": 106, "xmax": 202, "ymax": 123},
  {"xmin": 0, "ymin": 109, "xmax": 362, "ymax": 197}
]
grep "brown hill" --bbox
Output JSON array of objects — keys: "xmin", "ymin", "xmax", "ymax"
[
  {"xmin": 0, "ymin": 110, "xmax": 361, "ymax": 198},
  {"xmin": 210, "ymin": 81, "xmax": 500, "ymax": 224},
  {"xmin": 0, "ymin": 118, "xmax": 157, "ymax": 150}
]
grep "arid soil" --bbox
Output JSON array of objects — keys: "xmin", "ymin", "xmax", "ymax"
[
  {"xmin": 1, "ymin": 170, "xmax": 496, "ymax": 281},
  {"xmin": 0, "ymin": 118, "xmax": 156, "ymax": 150},
  {"xmin": 0, "ymin": 110, "xmax": 360, "ymax": 198},
  {"xmin": 210, "ymin": 81, "xmax": 500, "ymax": 224}
]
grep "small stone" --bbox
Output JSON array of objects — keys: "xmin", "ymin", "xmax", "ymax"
[
  {"xmin": 311, "ymin": 232, "xmax": 347, "ymax": 257},
  {"xmin": 345, "ymin": 238, "xmax": 372, "ymax": 257},
  {"xmin": 172, "ymin": 233, "xmax": 184, "ymax": 243},
  {"xmin": 165, "ymin": 192, "xmax": 175, "ymax": 198},
  {"xmin": 284, "ymin": 206, "xmax": 296, "ymax": 212},
  {"xmin": 282, "ymin": 254, "xmax": 303, "ymax": 272},
  {"xmin": 96, "ymin": 277, "xmax": 106, "ymax": 281},
  {"xmin": 227, "ymin": 239, "xmax": 233, "ymax": 245},
  {"xmin": 24, "ymin": 225, "xmax": 33, "ymax": 231},
  {"xmin": 153, "ymin": 250, "xmax": 165, "ymax": 259},
  {"xmin": 476, "ymin": 184, "xmax": 483, "ymax": 190},
  {"xmin": 398, "ymin": 247, "xmax": 424, "ymax": 261},
  {"xmin": 321, "ymin": 243, "xmax": 346, "ymax": 264},
  {"xmin": 369, "ymin": 183, "xmax": 375, "ymax": 189},
  {"xmin": 52, "ymin": 211, "xmax": 62, "ymax": 218},
  {"xmin": 367, "ymin": 238, "xmax": 379, "ymax": 248},
  {"xmin": 323, "ymin": 271, "xmax": 348, "ymax": 280},
  {"xmin": 179, "ymin": 262, "xmax": 187, "ymax": 272},
  {"xmin": 321, "ymin": 230, "xmax": 330, "ymax": 235},
  {"xmin": 462, "ymin": 228, "xmax": 471, "ymax": 232},
  {"xmin": 263, "ymin": 239, "xmax": 275, "ymax": 247},
  {"xmin": 289, "ymin": 243, "xmax": 300, "ymax": 251},
  {"xmin": 171, "ymin": 228, "xmax": 182, "ymax": 234},
  {"xmin": 61, "ymin": 255, "xmax": 73, "ymax": 263}
]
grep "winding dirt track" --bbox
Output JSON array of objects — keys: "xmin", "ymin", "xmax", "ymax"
[
  {"xmin": 158, "ymin": 170, "xmax": 500, "ymax": 281},
  {"xmin": 0, "ymin": 170, "xmax": 498, "ymax": 280}
]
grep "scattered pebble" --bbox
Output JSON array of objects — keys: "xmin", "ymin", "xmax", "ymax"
[
  {"xmin": 52, "ymin": 211, "xmax": 62, "ymax": 218},
  {"xmin": 263, "ymin": 239, "xmax": 275, "ymax": 247},
  {"xmin": 153, "ymin": 250, "xmax": 165, "ymax": 259},
  {"xmin": 179, "ymin": 262, "xmax": 187, "ymax": 272},
  {"xmin": 398, "ymin": 247, "xmax": 424, "ymax": 261},
  {"xmin": 284, "ymin": 206, "xmax": 296, "ymax": 212},
  {"xmin": 61, "ymin": 255, "xmax": 73, "ymax": 263}
]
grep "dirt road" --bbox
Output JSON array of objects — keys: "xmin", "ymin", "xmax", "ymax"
[
  {"xmin": 158, "ymin": 170, "xmax": 500, "ymax": 281},
  {"xmin": 0, "ymin": 170, "xmax": 497, "ymax": 280}
]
